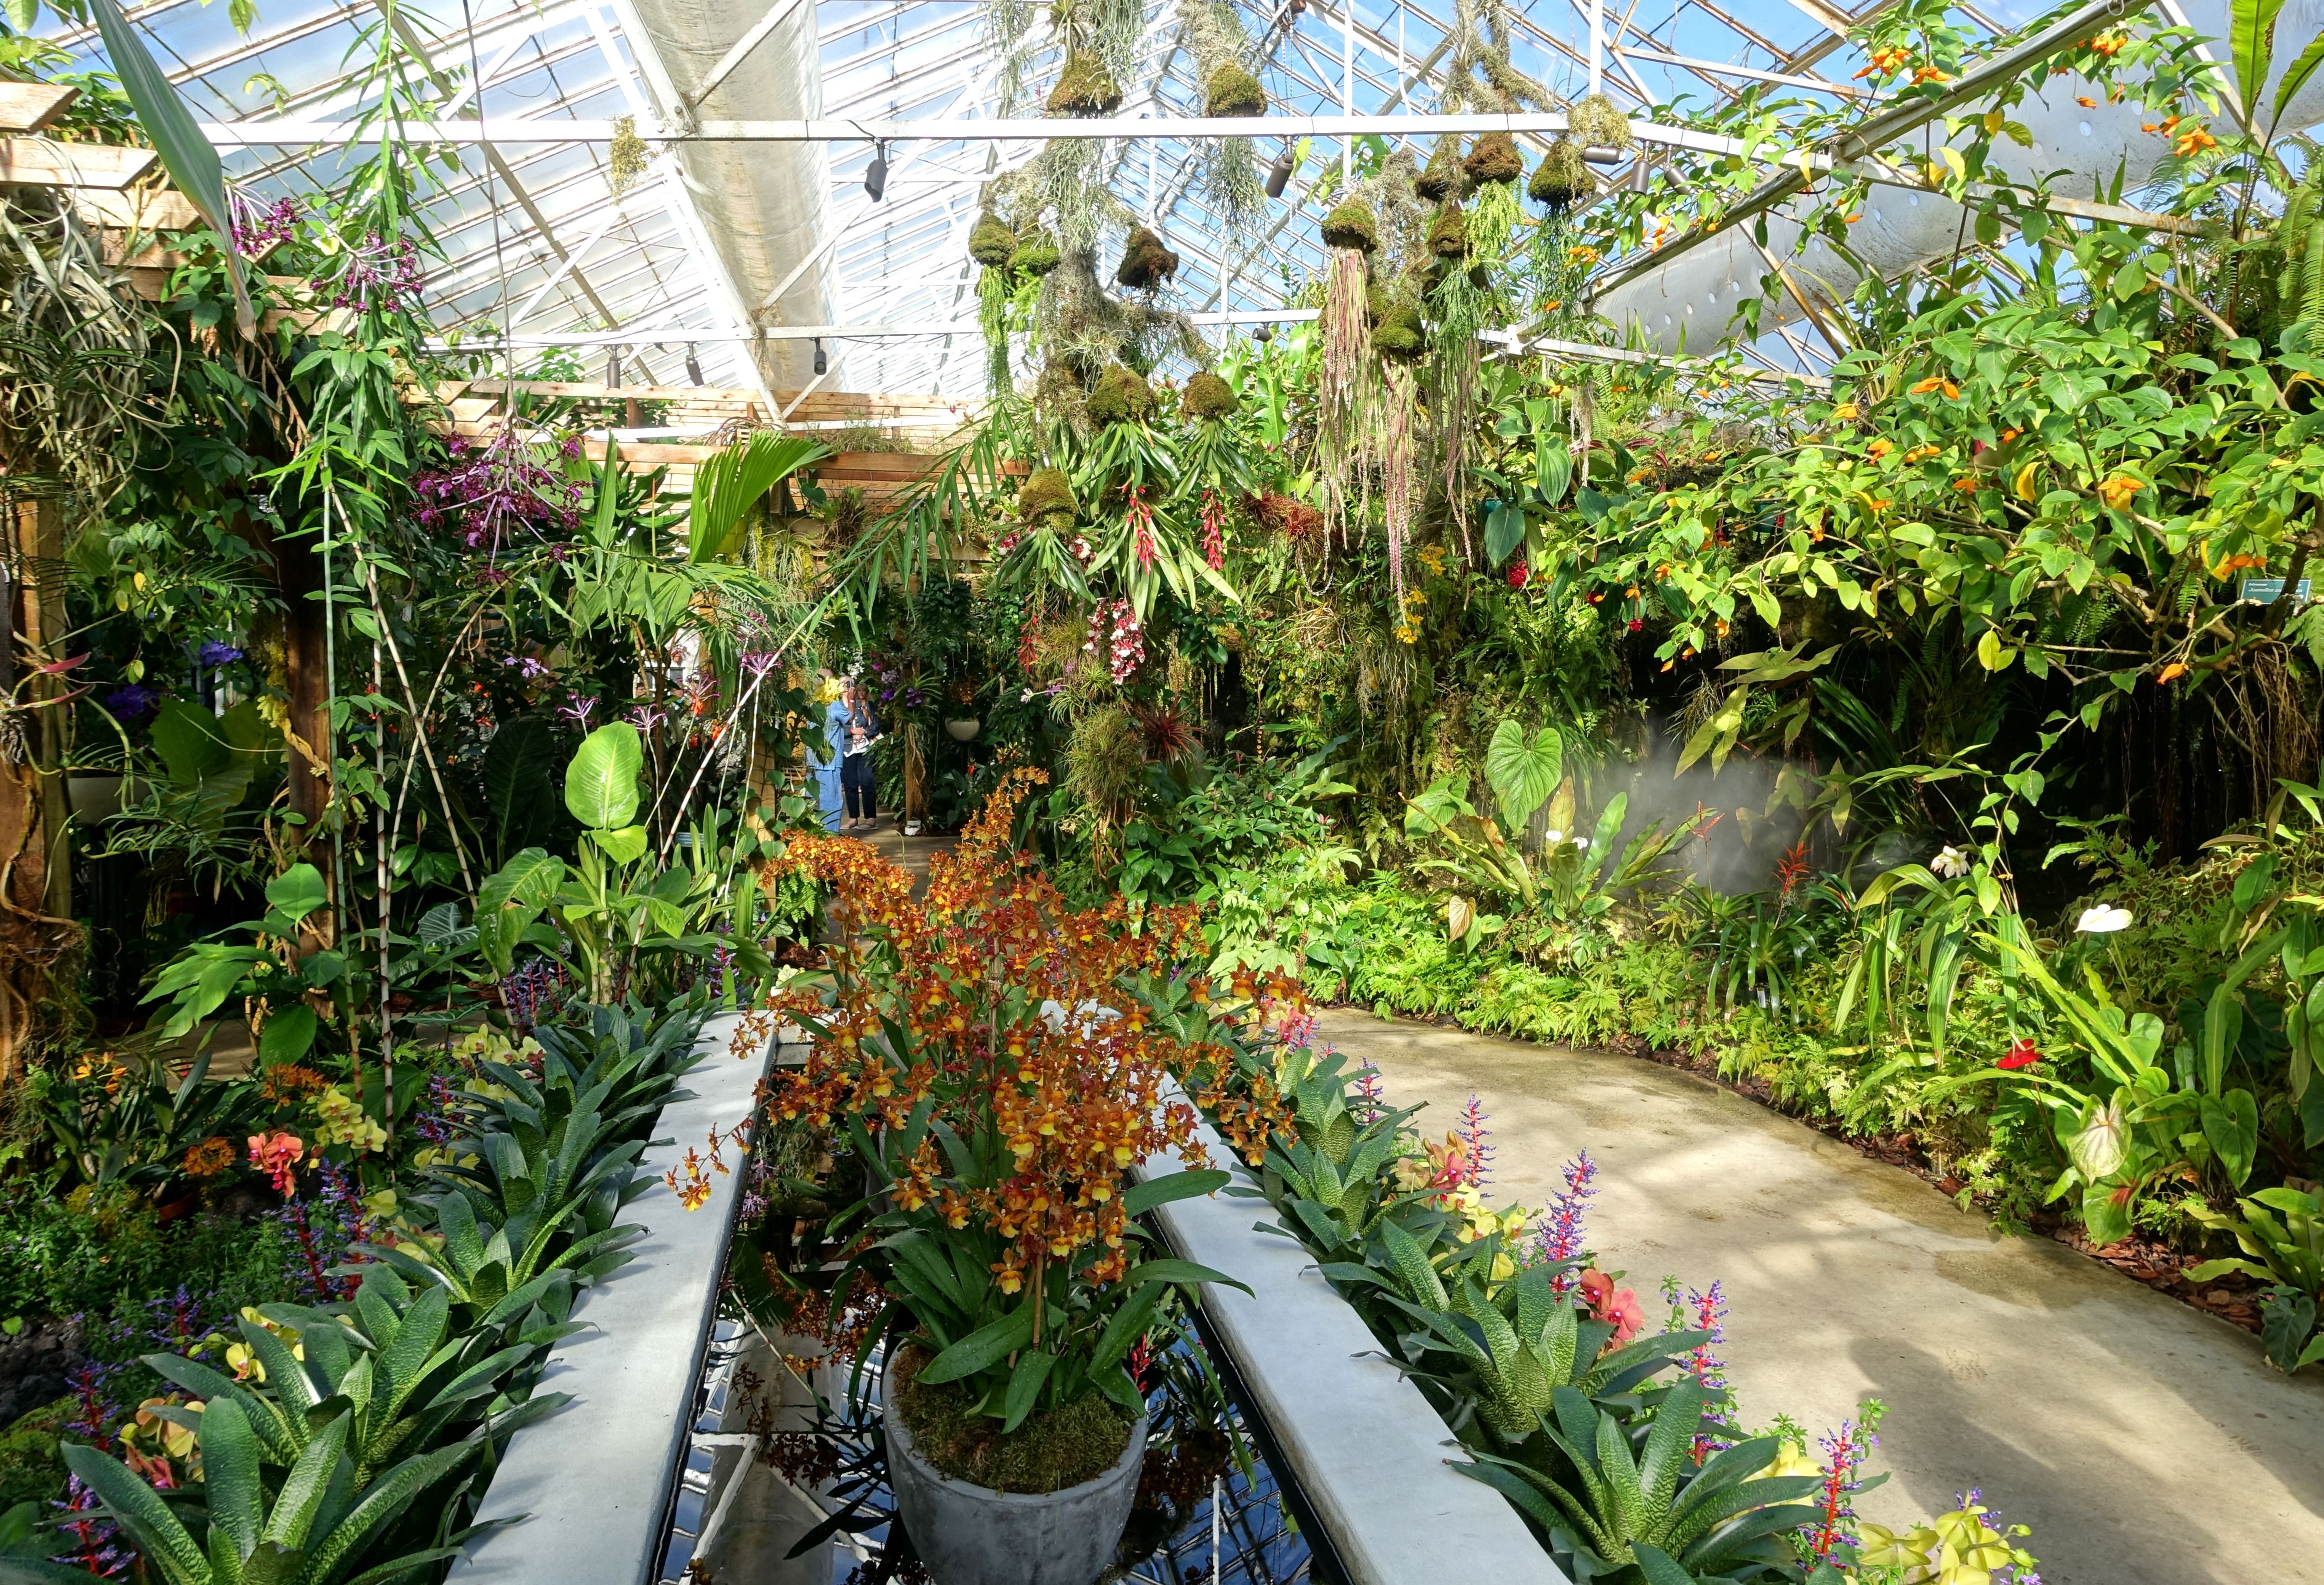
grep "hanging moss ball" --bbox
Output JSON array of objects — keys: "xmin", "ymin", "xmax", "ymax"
[
  {"xmin": 1183, "ymin": 369, "xmax": 1238, "ymax": 420},
  {"xmin": 1566, "ymin": 92, "xmax": 1634, "ymax": 151},
  {"xmin": 1048, "ymin": 51, "xmax": 1123, "ymax": 117},
  {"xmin": 1115, "ymin": 225, "xmax": 1181, "ymax": 291},
  {"xmin": 1320, "ymin": 197, "xmax": 1379, "ymax": 253},
  {"xmin": 1463, "ymin": 131, "xmax": 1523, "ymax": 185},
  {"xmin": 1204, "ymin": 61, "xmax": 1266, "ymax": 118},
  {"xmin": 1427, "ymin": 198, "xmax": 1469, "ymax": 260},
  {"xmin": 1008, "ymin": 230, "xmax": 1061, "ymax": 276},
  {"xmin": 1087, "ymin": 363, "xmax": 1157, "ymax": 426},
  {"xmin": 1528, "ymin": 137, "xmax": 1597, "ymax": 210},
  {"xmin": 969, "ymin": 212, "xmax": 1018, "ymax": 269},
  {"xmin": 1414, "ymin": 143, "xmax": 1464, "ymax": 202},
  {"xmin": 1017, "ymin": 467, "xmax": 1078, "ymax": 531},
  {"xmin": 1367, "ymin": 285, "xmax": 1426, "ymax": 359}
]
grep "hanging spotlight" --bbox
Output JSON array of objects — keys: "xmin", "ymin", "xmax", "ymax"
[
  {"xmin": 1254, "ymin": 322, "xmax": 1276, "ymax": 344},
  {"xmin": 685, "ymin": 344, "xmax": 704, "ymax": 386},
  {"xmin": 865, "ymin": 140, "xmax": 889, "ymax": 203},
  {"xmin": 813, "ymin": 338, "xmax": 828, "ymax": 376},
  {"xmin": 1264, "ymin": 143, "xmax": 1295, "ymax": 199},
  {"xmin": 606, "ymin": 348, "xmax": 622, "ymax": 387}
]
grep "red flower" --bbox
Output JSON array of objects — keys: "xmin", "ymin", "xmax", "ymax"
[
  {"xmin": 1626, "ymin": 618, "xmax": 1643, "ymax": 633},
  {"xmin": 1507, "ymin": 563, "xmax": 1531, "ymax": 588},
  {"xmin": 1997, "ymin": 1038, "xmax": 2043, "ymax": 1071},
  {"xmin": 1578, "ymin": 1268, "xmax": 1645, "ymax": 1342}
]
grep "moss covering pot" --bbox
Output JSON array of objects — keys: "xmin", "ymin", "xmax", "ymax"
[
  {"xmin": 1204, "ymin": 61, "xmax": 1266, "ymax": 117},
  {"xmin": 1182, "ymin": 369, "xmax": 1237, "ymax": 420},
  {"xmin": 969, "ymin": 213, "xmax": 1019, "ymax": 269},
  {"xmin": 1427, "ymin": 197, "xmax": 1469, "ymax": 259},
  {"xmin": 1087, "ymin": 363, "xmax": 1157, "ymax": 426},
  {"xmin": 1047, "ymin": 51, "xmax": 1123, "ymax": 116},
  {"xmin": 1463, "ymin": 130, "xmax": 1523, "ymax": 185},
  {"xmin": 1414, "ymin": 142, "xmax": 1464, "ymax": 201},
  {"xmin": 1009, "ymin": 231, "xmax": 1062, "ymax": 276},
  {"xmin": 1528, "ymin": 137, "xmax": 1596, "ymax": 210},
  {"xmin": 1115, "ymin": 225, "xmax": 1179, "ymax": 291},
  {"xmin": 1319, "ymin": 197, "xmax": 1378, "ymax": 252},
  {"xmin": 1017, "ymin": 467, "xmax": 1078, "ymax": 531},
  {"xmin": 885, "ymin": 1374, "xmax": 1148, "ymax": 1585}
]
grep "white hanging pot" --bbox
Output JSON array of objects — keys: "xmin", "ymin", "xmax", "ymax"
[{"xmin": 945, "ymin": 717, "xmax": 982, "ymax": 742}]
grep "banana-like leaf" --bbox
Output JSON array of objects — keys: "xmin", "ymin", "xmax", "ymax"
[{"xmin": 688, "ymin": 434, "xmax": 829, "ymax": 563}]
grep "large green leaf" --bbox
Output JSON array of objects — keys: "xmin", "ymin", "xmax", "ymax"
[
  {"xmin": 687, "ymin": 434, "xmax": 830, "ymax": 563},
  {"xmin": 482, "ymin": 714, "xmax": 560, "ymax": 856},
  {"xmin": 88, "ymin": 0, "xmax": 254, "ymax": 335},
  {"xmin": 2233, "ymin": 0, "xmax": 2289, "ymax": 122},
  {"xmin": 1485, "ymin": 719, "xmax": 1564, "ymax": 831},
  {"xmin": 2203, "ymin": 1088, "xmax": 2261, "ymax": 1186},
  {"xmin": 563, "ymin": 723, "xmax": 643, "ymax": 831}
]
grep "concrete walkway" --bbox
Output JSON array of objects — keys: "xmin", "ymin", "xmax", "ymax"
[{"xmin": 1317, "ymin": 1010, "xmax": 2324, "ymax": 1585}]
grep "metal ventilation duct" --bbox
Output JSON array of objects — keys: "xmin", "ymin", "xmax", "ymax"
[
  {"xmin": 615, "ymin": 0, "xmax": 834, "ymax": 390},
  {"xmin": 1599, "ymin": 0, "xmax": 2324, "ymax": 355}
]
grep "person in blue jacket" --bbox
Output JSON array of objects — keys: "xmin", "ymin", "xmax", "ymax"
[
  {"xmin": 812, "ymin": 681, "xmax": 846, "ymax": 831},
  {"xmin": 838, "ymin": 676, "xmax": 881, "ymax": 832}
]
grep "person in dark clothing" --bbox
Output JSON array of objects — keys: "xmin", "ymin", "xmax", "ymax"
[{"xmin": 839, "ymin": 679, "xmax": 881, "ymax": 831}]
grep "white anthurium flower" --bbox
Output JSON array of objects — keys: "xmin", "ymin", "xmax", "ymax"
[
  {"xmin": 1933, "ymin": 845, "xmax": 1970, "ymax": 879},
  {"xmin": 2076, "ymin": 904, "xmax": 2134, "ymax": 934}
]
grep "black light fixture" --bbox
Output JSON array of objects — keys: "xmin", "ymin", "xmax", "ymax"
[
  {"xmin": 684, "ymin": 344, "xmax": 704, "ymax": 386},
  {"xmin": 605, "ymin": 348, "xmax": 622, "ymax": 387},
  {"xmin": 1264, "ymin": 143, "xmax": 1296, "ymax": 199},
  {"xmin": 1254, "ymin": 322, "xmax": 1276, "ymax": 344},
  {"xmin": 812, "ymin": 337, "xmax": 828, "ymax": 376},
  {"xmin": 865, "ymin": 140, "xmax": 889, "ymax": 202}
]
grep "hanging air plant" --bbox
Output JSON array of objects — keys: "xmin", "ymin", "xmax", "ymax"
[
  {"xmin": 969, "ymin": 212, "xmax": 1019, "ymax": 268},
  {"xmin": 1115, "ymin": 226, "xmax": 1180, "ymax": 291},
  {"xmin": 1566, "ymin": 92, "xmax": 1634, "ymax": 151},
  {"xmin": 1017, "ymin": 467, "xmax": 1079, "ymax": 531},
  {"xmin": 1529, "ymin": 138, "xmax": 1596, "ymax": 211},
  {"xmin": 1048, "ymin": 51, "xmax": 1124, "ymax": 116},
  {"xmin": 1087, "ymin": 362, "xmax": 1157, "ymax": 425},
  {"xmin": 1204, "ymin": 62, "xmax": 1266, "ymax": 117},
  {"xmin": 1463, "ymin": 132, "xmax": 1522, "ymax": 185},
  {"xmin": 1380, "ymin": 359, "xmax": 1420, "ymax": 595},
  {"xmin": 1428, "ymin": 199, "xmax": 1470, "ymax": 260},
  {"xmin": 1009, "ymin": 230, "xmax": 1063, "ymax": 276},
  {"xmin": 1182, "ymin": 369, "xmax": 1237, "ymax": 420}
]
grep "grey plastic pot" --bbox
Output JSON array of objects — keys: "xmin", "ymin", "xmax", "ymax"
[{"xmin": 882, "ymin": 1390, "xmax": 1147, "ymax": 1585}]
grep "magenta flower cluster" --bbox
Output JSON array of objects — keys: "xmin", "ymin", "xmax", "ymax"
[
  {"xmin": 411, "ymin": 432, "xmax": 582, "ymax": 557},
  {"xmin": 231, "ymin": 192, "xmax": 301, "ymax": 252},
  {"xmin": 331, "ymin": 231, "xmax": 425, "ymax": 314}
]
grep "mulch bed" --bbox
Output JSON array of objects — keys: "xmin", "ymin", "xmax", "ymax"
[{"xmin": 1334, "ymin": 1004, "xmax": 2266, "ymax": 1338}]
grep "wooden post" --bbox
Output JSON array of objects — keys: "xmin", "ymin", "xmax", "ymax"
[
  {"xmin": 0, "ymin": 495, "xmax": 77, "ymax": 1090},
  {"xmin": 254, "ymin": 508, "xmax": 336, "ymax": 951}
]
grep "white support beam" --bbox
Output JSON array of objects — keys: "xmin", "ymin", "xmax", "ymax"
[{"xmin": 196, "ymin": 111, "xmax": 1754, "ymax": 157}]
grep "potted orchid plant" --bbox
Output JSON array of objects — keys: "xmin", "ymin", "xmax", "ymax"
[{"xmin": 758, "ymin": 767, "xmax": 1287, "ymax": 1585}]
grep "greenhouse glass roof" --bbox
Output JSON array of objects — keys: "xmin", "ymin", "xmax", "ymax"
[{"xmin": 37, "ymin": 0, "xmax": 2036, "ymax": 401}]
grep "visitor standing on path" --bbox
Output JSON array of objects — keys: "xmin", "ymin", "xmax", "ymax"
[{"xmin": 839, "ymin": 677, "xmax": 881, "ymax": 832}]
